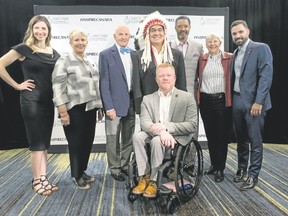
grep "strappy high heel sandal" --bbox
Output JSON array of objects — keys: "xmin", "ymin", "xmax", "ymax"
[
  {"xmin": 32, "ymin": 178, "xmax": 52, "ymax": 196},
  {"xmin": 82, "ymin": 172, "xmax": 95, "ymax": 183},
  {"xmin": 72, "ymin": 176, "xmax": 91, "ymax": 190},
  {"xmin": 40, "ymin": 175, "xmax": 59, "ymax": 192}
]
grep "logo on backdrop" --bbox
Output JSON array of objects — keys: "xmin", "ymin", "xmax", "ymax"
[
  {"xmin": 124, "ymin": 16, "xmax": 142, "ymax": 25},
  {"xmin": 200, "ymin": 16, "xmax": 222, "ymax": 26},
  {"xmin": 87, "ymin": 33, "xmax": 109, "ymax": 42},
  {"xmin": 46, "ymin": 16, "xmax": 69, "ymax": 24}
]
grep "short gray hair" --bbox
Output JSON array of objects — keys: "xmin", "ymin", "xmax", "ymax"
[{"xmin": 205, "ymin": 33, "xmax": 222, "ymax": 43}]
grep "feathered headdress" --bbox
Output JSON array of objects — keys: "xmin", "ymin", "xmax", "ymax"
[{"xmin": 136, "ymin": 11, "xmax": 174, "ymax": 71}]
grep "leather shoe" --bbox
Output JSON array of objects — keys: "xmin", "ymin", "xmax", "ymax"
[
  {"xmin": 132, "ymin": 176, "xmax": 149, "ymax": 195},
  {"xmin": 204, "ymin": 166, "xmax": 216, "ymax": 175},
  {"xmin": 214, "ymin": 171, "xmax": 224, "ymax": 182},
  {"xmin": 143, "ymin": 181, "xmax": 157, "ymax": 198},
  {"xmin": 240, "ymin": 177, "xmax": 258, "ymax": 190},
  {"xmin": 82, "ymin": 172, "xmax": 95, "ymax": 183},
  {"xmin": 233, "ymin": 170, "xmax": 247, "ymax": 182},
  {"xmin": 111, "ymin": 172, "xmax": 126, "ymax": 182},
  {"xmin": 121, "ymin": 169, "xmax": 129, "ymax": 177}
]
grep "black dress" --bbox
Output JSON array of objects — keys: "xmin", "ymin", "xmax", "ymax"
[{"xmin": 12, "ymin": 43, "xmax": 60, "ymax": 151}]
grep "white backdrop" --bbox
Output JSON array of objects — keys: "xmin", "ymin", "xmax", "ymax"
[{"xmin": 35, "ymin": 6, "xmax": 229, "ymax": 145}]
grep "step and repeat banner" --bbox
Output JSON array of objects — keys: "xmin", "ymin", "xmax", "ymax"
[{"xmin": 34, "ymin": 5, "xmax": 229, "ymax": 146}]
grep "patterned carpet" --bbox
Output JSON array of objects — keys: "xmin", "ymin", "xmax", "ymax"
[{"xmin": 0, "ymin": 144, "xmax": 287, "ymax": 216}]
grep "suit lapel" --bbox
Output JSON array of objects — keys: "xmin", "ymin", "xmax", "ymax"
[
  {"xmin": 147, "ymin": 59, "xmax": 157, "ymax": 76},
  {"xmin": 185, "ymin": 39, "xmax": 195, "ymax": 60},
  {"xmin": 153, "ymin": 93, "xmax": 160, "ymax": 123},
  {"xmin": 168, "ymin": 89, "xmax": 178, "ymax": 121},
  {"xmin": 112, "ymin": 45, "xmax": 127, "ymax": 80},
  {"xmin": 240, "ymin": 42, "xmax": 253, "ymax": 75}
]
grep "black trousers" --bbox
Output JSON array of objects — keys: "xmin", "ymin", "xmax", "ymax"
[
  {"xmin": 200, "ymin": 93, "xmax": 230, "ymax": 171},
  {"xmin": 63, "ymin": 103, "xmax": 97, "ymax": 178}
]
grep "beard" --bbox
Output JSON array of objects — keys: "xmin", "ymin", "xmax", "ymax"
[
  {"xmin": 177, "ymin": 31, "xmax": 189, "ymax": 41},
  {"xmin": 234, "ymin": 37, "xmax": 248, "ymax": 46}
]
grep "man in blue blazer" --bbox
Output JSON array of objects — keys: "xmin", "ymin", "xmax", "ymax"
[
  {"xmin": 99, "ymin": 25, "xmax": 140, "ymax": 181},
  {"xmin": 230, "ymin": 20, "xmax": 273, "ymax": 190}
]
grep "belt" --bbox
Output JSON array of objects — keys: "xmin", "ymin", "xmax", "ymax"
[
  {"xmin": 233, "ymin": 91, "xmax": 240, "ymax": 96},
  {"xmin": 200, "ymin": 92, "xmax": 225, "ymax": 98}
]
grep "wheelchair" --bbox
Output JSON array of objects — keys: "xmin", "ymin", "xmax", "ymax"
[{"xmin": 126, "ymin": 138, "xmax": 203, "ymax": 214}]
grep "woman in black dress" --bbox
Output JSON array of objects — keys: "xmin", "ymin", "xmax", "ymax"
[{"xmin": 0, "ymin": 15, "xmax": 60, "ymax": 196}]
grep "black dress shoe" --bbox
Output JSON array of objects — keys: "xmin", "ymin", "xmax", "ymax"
[
  {"xmin": 233, "ymin": 170, "xmax": 247, "ymax": 182},
  {"xmin": 121, "ymin": 169, "xmax": 129, "ymax": 177},
  {"xmin": 240, "ymin": 177, "xmax": 258, "ymax": 190},
  {"xmin": 214, "ymin": 171, "xmax": 224, "ymax": 182},
  {"xmin": 204, "ymin": 166, "xmax": 216, "ymax": 175},
  {"xmin": 111, "ymin": 172, "xmax": 126, "ymax": 182}
]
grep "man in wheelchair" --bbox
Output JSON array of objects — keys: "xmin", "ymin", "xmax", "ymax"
[{"xmin": 132, "ymin": 63, "xmax": 198, "ymax": 198}]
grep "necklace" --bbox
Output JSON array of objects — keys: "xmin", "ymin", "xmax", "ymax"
[{"xmin": 35, "ymin": 44, "xmax": 46, "ymax": 49}]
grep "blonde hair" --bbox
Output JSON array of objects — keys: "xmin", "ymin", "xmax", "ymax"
[
  {"xmin": 23, "ymin": 15, "xmax": 52, "ymax": 47},
  {"xmin": 69, "ymin": 28, "xmax": 88, "ymax": 42},
  {"xmin": 156, "ymin": 63, "xmax": 175, "ymax": 76}
]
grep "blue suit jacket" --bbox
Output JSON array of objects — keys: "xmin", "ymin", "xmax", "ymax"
[
  {"xmin": 230, "ymin": 40, "xmax": 273, "ymax": 112},
  {"xmin": 99, "ymin": 44, "xmax": 138, "ymax": 117}
]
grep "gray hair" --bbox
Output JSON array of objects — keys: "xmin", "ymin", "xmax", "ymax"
[{"xmin": 205, "ymin": 33, "xmax": 222, "ymax": 43}]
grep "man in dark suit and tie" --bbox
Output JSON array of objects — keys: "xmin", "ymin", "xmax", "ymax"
[
  {"xmin": 230, "ymin": 20, "xmax": 273, "ymax": 190},
  {"xmin": 99, "ymin": 25, "xmax": 139, "ymax": 181}
]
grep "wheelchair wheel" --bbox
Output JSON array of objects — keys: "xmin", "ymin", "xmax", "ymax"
[
  {"xmin": 128, "ymin": 188, "xmax": 139, "ymax": 202},
  {"xmin": 174, "ymin": 139, "xmax": 203, "ymax": 202},
  {"xmin": 166, "ymin": 194, "xmax": 180, "ymax": 214}
]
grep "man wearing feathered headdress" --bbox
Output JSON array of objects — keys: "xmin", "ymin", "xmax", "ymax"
[{"xmin": 133, "ymin": 11, "xmax": 187, "ymax": 114}]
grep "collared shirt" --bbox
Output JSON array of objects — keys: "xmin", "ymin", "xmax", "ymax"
[
  {"xmin": 200, "ymin": 52, "xmax": 225, "ymax": 94},
  {"xmin": 158, "ymin": 88, "xmax": 174, "ymax": 123},
  {"xmin": 152, "ymin": 45, "xmax": 164, "ymax": 66},
  {"xmin": 176, "ymin": 38, "xmax": 189, "ymax": 58},
  {"xmin": 116, "ymin": 44, "xmax": 132, "ymax": 91},
  {"xmin": 52, "ymin": 52, "xmax": 102, "ymax": 111},
  {"xmin": 234, "ymin": 38, "xmax": 250, "ymax": 92}
]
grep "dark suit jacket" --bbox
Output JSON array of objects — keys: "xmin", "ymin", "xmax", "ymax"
[
  {"xmin": 99, "ymin": 44, "xmax": 139, "ymax": 117},
  {"xmin": 230, "ymin": 40, "xmax": 273, "ymax": 112},
  {"xmin": 133, "ymin": 48, "xmax": 187, "ymax": 114}
]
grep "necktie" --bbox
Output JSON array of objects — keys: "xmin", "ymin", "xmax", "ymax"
[{"xmin": 120, "ymin": 47, "xmax": 130, "ymax": 54}]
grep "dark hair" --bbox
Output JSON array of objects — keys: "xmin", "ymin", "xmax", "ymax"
[
  {"xmin": 230, "ymin": 20, "xmax": 249, "ymax": 29},
  {"xmin": 175, "ymin": 16, "xmax": 191, "ymax": 26}
]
